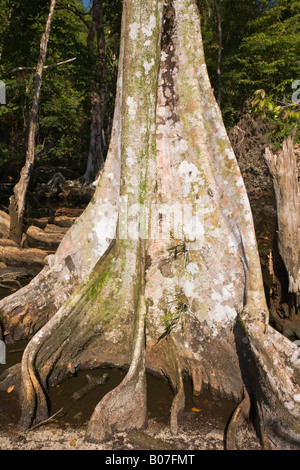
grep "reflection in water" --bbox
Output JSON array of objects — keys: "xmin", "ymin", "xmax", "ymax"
[{"xmin": 0, "ymin": 340, "xmax": 236, "ymax": 432}]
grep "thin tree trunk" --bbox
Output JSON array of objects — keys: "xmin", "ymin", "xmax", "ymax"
[
  {"xmin": 8, "ymin": 0, "xmax": 56, "ymax": 245},
  {"xmin": 214, "ymin": 0, "xmax": 222, "ymax": 107},
  {"xmin": 84, "ymin": 0, "xmax": 107, "ymax": 183}
]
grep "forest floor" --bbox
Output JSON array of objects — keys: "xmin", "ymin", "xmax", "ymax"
[
  {"xmin": 0, "ymin": 414, "xmax": 261, "ymax": 451},
  {"xmin": 0, "ymin": 340, "xmax": 262, "ymax": 451}
]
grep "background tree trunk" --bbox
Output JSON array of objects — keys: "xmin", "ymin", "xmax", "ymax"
[
  {"xmin": 264, "ymin": 130, "xmax": 300, "ymax": 296},
  {"xmin": 8, "ymin": 0, "xmax": 56, "ymax": 245},
  {"xmin": 214, "ymin": 0, "xmax": 222, "ymax": 107},
  {"xmin": 83, "ymin": 0, "xmax": 107, "ymax": 183},
  {"xmin": 264, "ymin": 129, "xmax": 300, "ymax": 338}
]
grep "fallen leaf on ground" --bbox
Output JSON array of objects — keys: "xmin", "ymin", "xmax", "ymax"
[
  {"xmin": 70, "ymin": 439, "xmax": 76, "ymax": 447},
  {"xmin": 7, "ymin": 385, "xmax": 15, "ymax": 393},
  {"xmin": 67, "ymin": 363, "xmax": 76, "ymax": 373},
  {"xmin": 191, "ymin": 407, "xmax": 203, "ymax": 412}
]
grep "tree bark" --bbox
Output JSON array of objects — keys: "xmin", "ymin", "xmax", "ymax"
[
  {"xmin": 214, "ymin": 0, "xmax": 222, "ymax": 107},
  {"xmin": 8, "ymin": 0, "xmax": 56, "ymax": 245},
  {"xmin": 83, "ymin": 0, "xmax": 107, "ymax": 183},
  {"xmin": 264, "ymin": 130, "xmax": 300, "ymax": 295},
  {"xmin": 0, "ymin": 210, "xmax": 10, "ymax": 238},
  {"xmin": 1, "ymin": 0, "xmax": 300, "ymax": 449}
]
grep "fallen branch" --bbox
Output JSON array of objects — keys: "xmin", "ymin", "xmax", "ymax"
[
  {"xmin": 35, "ymin": 142, "xmax": 54, "ymax": 161},
  {"xmin": 29, "ymin": 408, "xmax": 64, "ymax": 431},
  {"xmin": 0, "ymin": 279, "xmax": 22, "ymax": 289},
  {"xmin": 9, "ymin": 57, "xmax": 77, "ymax": 74},
  {"xmin": 0, "ymin": 246, "xmax": 51, "ymax": 267},
  {"xmin": 71, "ymin": 373, "xmax": 109, "ymax": 401}
]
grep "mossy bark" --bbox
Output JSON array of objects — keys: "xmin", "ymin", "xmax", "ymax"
[{"xmin": 2, "ymin": 0, "xmax": 300, "ymax": 449}]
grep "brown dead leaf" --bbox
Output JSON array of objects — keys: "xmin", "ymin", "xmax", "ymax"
[
  {"xmin": 7, "ymin": 385, "xmax": 15, "ymax": 393},
  {"xmin": 67, "ymin": 362, "xmax": 76, "ymax": 374},
  {"xmin": 70, "ymin": 439, "xmax": 76, "ymax": 447}
]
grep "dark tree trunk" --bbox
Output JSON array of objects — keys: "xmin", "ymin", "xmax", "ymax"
[
  {"xmin": 84, "ymin": 0, "xmax": 107, "ymax": 183},
  {"xmin": 214, "ymin": 0, "xmax": 222, "ymax": 107}
]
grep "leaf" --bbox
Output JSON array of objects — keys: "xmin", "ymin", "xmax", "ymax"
[
  {"xmin": 191, "ymin": 407, "xmax": 203, "ymax": 412},
  {"xmin": 67, "ymin": 362, "xmax": 76, "ymax": 373},
  {"xmin": 70, "ymin": 439, "xmax": 76, "ymax": 447},
  {"xmin": 7, "ymin": 385, "xmax": 15, "ymax": 393}
]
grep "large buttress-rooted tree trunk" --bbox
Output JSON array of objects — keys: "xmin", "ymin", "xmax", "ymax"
[{"xmin": 1, "ymin": 0, "xmax": 300, "ymax": 449}]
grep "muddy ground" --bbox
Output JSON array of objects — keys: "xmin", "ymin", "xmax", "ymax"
[
  {"xmin": 0, "ymin": 343, "xmax": 261, "ymax": 450},
  {"xmin": 0, "ymin": 413, "xmax": 261, "ymax": 451}
]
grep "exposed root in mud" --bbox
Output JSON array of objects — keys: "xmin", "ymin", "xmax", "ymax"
[
  {"xmin": 225, "ymin": 387, "xmax": 251, "ymax": 450},
  {"xmin": 85, "ymin": 292, "xmax": 148, "ymax": 443},
  {"xmin": 170, "ymin": 367, "xmax": 185, "ymax": 435}
]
